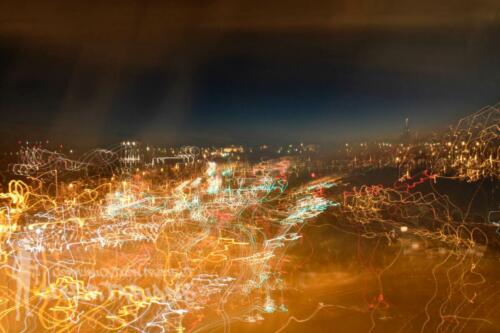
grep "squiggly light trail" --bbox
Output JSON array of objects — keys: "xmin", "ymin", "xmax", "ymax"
[{"xmin": 0, "ymin": 158, "xmax": 336, "ymax": 332}]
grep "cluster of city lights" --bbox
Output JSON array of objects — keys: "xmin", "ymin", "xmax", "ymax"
[
  {"xmin": 0, "ymin": 156, "xmax": 337, "ymax": 332},
  {"xmin": 0, "ymin": 104, "xmax": 498, "ymax": 332}
]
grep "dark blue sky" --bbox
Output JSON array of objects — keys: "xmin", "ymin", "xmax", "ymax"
[{"xmin": 0, "ymin": 0, "xmax": 499, "ymax": 147}]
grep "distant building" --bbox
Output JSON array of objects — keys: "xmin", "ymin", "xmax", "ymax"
[{"xmin": 401, "ymin": 118, "xmax": 411, "ymax": 143}]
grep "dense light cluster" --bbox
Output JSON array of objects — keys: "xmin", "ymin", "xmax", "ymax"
[{"xmin": 0, "ymin": 157, "xmax": 336, "ymax": 332}]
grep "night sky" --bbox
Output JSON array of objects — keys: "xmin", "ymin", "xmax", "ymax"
[{"xmin": 0, "ymin": 0, "xmax": 499, "ymax": 147}]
